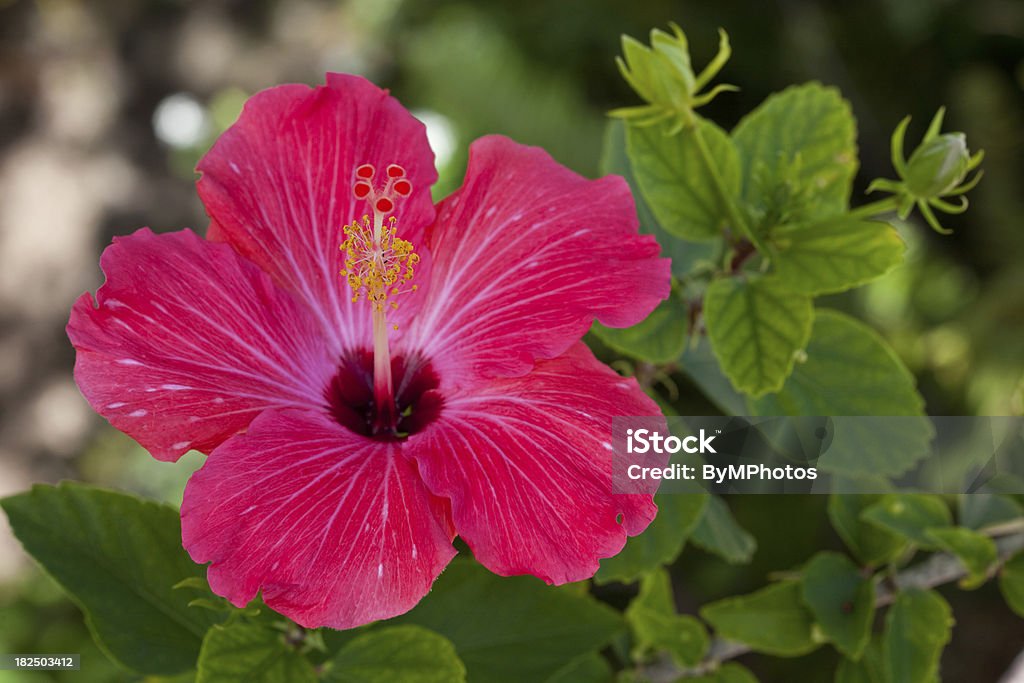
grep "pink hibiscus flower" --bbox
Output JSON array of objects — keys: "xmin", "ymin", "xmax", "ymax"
[{"xmin": 67, "ymin": 74, "xmax": 670, "ymax": 629}]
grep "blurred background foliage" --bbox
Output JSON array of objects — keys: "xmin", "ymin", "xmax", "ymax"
[{"xmin": 0, "ymin": 0, "xmax": 1021, "ymax": 681}]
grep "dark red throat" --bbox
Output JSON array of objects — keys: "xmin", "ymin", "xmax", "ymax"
[{"xmin": 326, "ymin": 349, "xmax": 443, "ymax": 440}]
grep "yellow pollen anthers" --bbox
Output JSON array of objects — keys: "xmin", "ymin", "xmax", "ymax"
[
  {"xmin": 340, "ymin": 215, "xmax": 420, "ymax": 313},
  {"xmin": 339, "ymin": 162, "xmax": 420, "ymax": 319}
]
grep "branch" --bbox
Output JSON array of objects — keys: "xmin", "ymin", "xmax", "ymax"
[{"xmin": 637, "ymin": 529, "xmax": 1024, "ymax": 681}]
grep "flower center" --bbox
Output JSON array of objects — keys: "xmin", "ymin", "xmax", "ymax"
[
  {"xmin": 339, "ymin": 162, "xmax": 422, "ymax": 433},
  {"xmin": 325, "ymin": 350, "xmax": 443, "ymax": 439}
]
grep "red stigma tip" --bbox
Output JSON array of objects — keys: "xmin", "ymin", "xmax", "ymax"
[
  {"xmin": 375, "ymin": 197, "xmax": 394, "ymax": 213},
  {"xmin": 393, "ymin": 179, "xmax": 412, "ymax": 196},
  {"xmin": 356, "ymin": 164, "xmax": 375, "ymax": 179},
  {"xmin": 353, "ymin": 181, "xmax": 372, "ymax": 199},
  {"xmin": 387, "ymin": 164, "xmax": 406, "ymax": 178}
]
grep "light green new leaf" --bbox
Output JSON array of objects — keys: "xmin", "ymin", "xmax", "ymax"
[
  {"xmin": 395, "ymin": 559, "xmax": 622, "ymax": 683},
  {"xmin": 690, "ymin": 496, "xmax": 757, "ymax": 564},
  {"xmin": 0, "ymin": 482, "xmax": 222, "ymax": 675},
  {"xmin": 596, "ymin": 494, "xmax": 707, "ymax": 584},
  {"xmin": 196, "ymin": 623, "xmax": 316, "ymax": 683},
  {"xmin": 861, "ymin": 494, "xmax": 952, "ymax": 549},
  {"xmin": 752, "ymin": 310, "xmax": 932, "ymax": 479},
  {"xmin": 591, "ymin": 286, "xmax": 689, "ymax": 364},
  {"xmin": 704, "ymin": 275, "xmax": 814, "ymax": 397},
  {"xmin": 925, "ymin": 527, "xmax": 997, "ymax": 589},
  {"xmin": 999, "ymin": 551, "xmax": 1024, "ymax": 618},
  {"xmin": 627, "ymin": 116, "xmax": 741, "ymax": 241},
  {"xmin": 688, "ymin": 662, "xmax": 759, "ymax": 683},
  {"xmin": 732, "ymin": 83, "xmax": 858, "ymax": 221},
  {"xmin": 827, "ymin": 494, "xmax": 907, "ymax": 567},
  {"xmin": 800, "ymin": 552, "xmax": 875, "ymax": 659},
  {"xmin": 883, "ymin": 589, "xmax": 953, "ymax": 683},
  {"xmin": 323, "ymin": 626, "xmax": 465, "ymax": 683},
  {"xmin": 770, "ymin": 218, "xmax": 904, "ymax": 295},
  {"xmin": 625, "ymin": 568, "xmax": 709, "ymax": 667},
  {"xmin": 601, "ymin": 120, "xmax": 718, "ymax": 279},
  {"xmin": 701, "ymin": 580, "xmax": 820, "ymax": 656}
]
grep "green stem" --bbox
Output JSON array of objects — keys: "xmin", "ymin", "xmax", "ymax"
[
  {"xmin": 848, "ymin": 195, "xmax": 901, "ymax": 220},
  {"xmin": 680, "ymin": 110, "xmax": 768, "ymax": 257}
]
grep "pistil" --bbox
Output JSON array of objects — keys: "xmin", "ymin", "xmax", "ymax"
[
  {"xmin": 371, "ymin": 305, "xmax": 396, "ymax": 431},
  {"xmin": 340, "ymin": 163, "xmax": 419, "ymax": 434}
]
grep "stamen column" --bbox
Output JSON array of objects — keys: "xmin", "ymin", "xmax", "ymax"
[{"xmin": 340, "ymin": 163, "xmax": 418, "ymax": 435}]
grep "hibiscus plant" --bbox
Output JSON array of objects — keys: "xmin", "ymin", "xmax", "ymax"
[{"xmin": 3, "ymin": 22, "xmax": 1022, "ymax": 683}]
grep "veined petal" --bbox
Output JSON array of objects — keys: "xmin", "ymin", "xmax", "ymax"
[
  {"xmin": 68, "ymin": 229, "xmax": 334, "ymax": 462},
  {"xmin": 181, "ymin": 409, "xmax": 456, "ymax": 629},
  {"xmin": 408, "ymin": 342, "xmax": 662, "ymax": 584},
  {"xmin": 404, "ymin": 135, "xmax": 670, "ymax": 381},
  {"xmin": 197, "ymin": 74, "xmax": 438, "ymax": 352}
]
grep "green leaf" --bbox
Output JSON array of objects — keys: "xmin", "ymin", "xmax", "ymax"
[
  {"xmin": 625, "ymin": 568, "xmax": 709, "ymax": 667},
  {"xmin": 0, "ymin": 482, "xmax": 221, "ymax": 675},
  {"xmin": 323, "ymin": 626, "xmax": 465, "ymax": 683},
  {"xmin": 395, "ymin": 558, "xmax": 623, "ymax": 683},
  {"xmin": 999, "ymin": 551, "xmax": 1024, "ymax": 618},
  {"xmin": 601, "ymin": 120, "xmax": 718, "ymax": 279},
  {"xmin": 704, "ymin": 275, "xmax": 814, "ymax": 397},
  {"xmin": 883, "ymin": 589, "xmax": 953, "ymax": 683},
  {"xmin": 544, "ymin": 652, "xmax": 612, "ymax": 683},
  {"xmin": 958, "ymin": 494, "xmax": 1023, "ymax": 532},
  {"xmin": 196, "ymin": 623, "xmax": 316, "ymax": 683},
  {"xmin": 591, "ymin": 286, "xmax": 688, "ymax": 364},
  {"xmin": 835, "ymin": 638, "xmax": 886, "ymax": 683},
  {"xmin": 925, "ymin": 527, "xmax": 997, "ymax": 589},
  {"xmin": 861, "ymin": 494, "xmax": 952, "ymax": 549},
  {"xmin": 732, "ymin": 83, "xmax": 857, "ymax": 222},
  {"xmin": 680, "ymin": 338, "xmax": 749, "ymax": 416},
  {"xmin": 752, "ymin": 310, "xmax": 923, "ymax": 416},
  {"xmin": 690, "ymin": 496, "xmax": 757, "ymax": 564},
  {"xmin": 800, "ymin": 552, "xmax": 875, "ymax": 658},
  {"xmin": 769, "ymin": 218, "xmax": 904, "ymax": 295},
  {"xmin": 627, "ymin": 116, "xmax": 740, "ymax": 241},
  {"xmin": 752, "ymin": 310, "xmax": 932, "ymax": 479},
  {"xmin": 827, "ymin": 494, "xmax": 907, "ymax": 566},
  {"xmin": 701, "ymin": 580, "xmax": 819, "ymax": 656},
  {"xmin": 596, "ymin": 494, "xmax": 707, "ymax": 583},
  {"xmin": 688, "ymin": 662, "xmax": 759, "ymax": 683}
]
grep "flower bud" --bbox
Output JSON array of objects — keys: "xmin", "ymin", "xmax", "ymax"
[
  {"xmin": 612, "ymin": 24, "xmax": 737, "ymax": 131},
  {"xmin": 868, "ymin": 108, "xmax": 983, "ymax": 234},
  {"xmin": 904, "ymin": 132, "xmax": 972, "ymax": 198},
  {"xmin": 617, "ymin": 27, "xmax": 695, "ymax": 111}
]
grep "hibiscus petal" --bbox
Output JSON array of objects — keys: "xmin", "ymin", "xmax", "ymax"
[
  {"xmin": 197, "ymin": 74, "xmax": 438, "ymax": 353},
  {"xmin": 181, "ymin": 408, "xmax": 456, "ymax": 629},
  {"xmin": 68, "ymin": 229, "xmax": 334, "ymax": 462},
  {"xmin": 404, "ymin": 135, "xmax": 670, "ymax": 380},
  {"xmin": 408, "ymin": 342, "xmax": 662, "ymax": 584}
]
